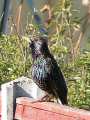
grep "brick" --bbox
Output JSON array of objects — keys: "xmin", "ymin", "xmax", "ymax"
[{"xmin": 15, "ymin": 97, "xmax": 90, "ymax": 120}]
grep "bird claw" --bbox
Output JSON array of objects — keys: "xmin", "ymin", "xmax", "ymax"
[{"xmin": 31, "ymin": 94, "xmax": 54, "ymax": 103}]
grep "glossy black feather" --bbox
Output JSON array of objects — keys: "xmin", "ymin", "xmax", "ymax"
[{"xmin": 30, "ymin": 37, "xmax": 68, "ymax": 104}]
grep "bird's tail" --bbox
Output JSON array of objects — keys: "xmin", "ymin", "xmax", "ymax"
[{"xmin": 59, "ymin": 94, "xmax": 68, "ymax": 105}]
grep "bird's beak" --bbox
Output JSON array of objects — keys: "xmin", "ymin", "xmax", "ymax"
[{"xmin": 29, "ymin": 38, "xmax": 34, "ymax": 46}]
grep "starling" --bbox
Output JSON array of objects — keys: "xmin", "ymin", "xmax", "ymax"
[{"xmin": 30, "ymin": 36, "xmax": 68, "ymax": 105}]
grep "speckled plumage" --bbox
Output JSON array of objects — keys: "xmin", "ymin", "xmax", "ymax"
[
  {"xmin": 30, "ymin": 37, "xmax": 68, "ymax": 104},
  {"xmin": 32, "ymin": 56, "xmax": 52, "ymax": 91}
]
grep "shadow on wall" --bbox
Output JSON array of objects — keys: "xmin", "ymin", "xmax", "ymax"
[{"xmin": 13, "ymin": 84, "xmax": 33, "ymax": 116}]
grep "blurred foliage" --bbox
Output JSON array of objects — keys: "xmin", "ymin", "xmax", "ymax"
[
  {"xmin": 0, "ymin": 0, "xmax": 90, "ymax": 110},
  {"xmin": 0, "ymin": 35, "xmax": 32, "ymax": 84},
  {"xmin": 64, "ymin": 52, "xmax": 90, "ymax": 110},
  {"xmin": 49, "ymin": 0, "xmax": 90, "ymax": 110}
]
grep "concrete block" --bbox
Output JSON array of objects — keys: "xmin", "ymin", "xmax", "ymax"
[{"xmin": 1, "ymin": 76, "xmax": 45, "ymax": 120}]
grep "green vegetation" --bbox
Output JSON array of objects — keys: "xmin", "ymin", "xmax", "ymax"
[
  {"xmin": 0, "ymin": 0, "xmax": 90, "ymax": 110},
  {"xmin": 0, "ymin": 35, "xmax": 32, "ymax": 84}
]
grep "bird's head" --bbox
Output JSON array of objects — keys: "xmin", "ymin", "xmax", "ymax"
[{"xmin": 29, "ymin": 36, "xmax": 49, "ymax": 59}]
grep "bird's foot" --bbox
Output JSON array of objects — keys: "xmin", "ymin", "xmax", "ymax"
[
  {"xmin": 40, "ymin": 94, "xmax": 54, "ymax": 102},
  {"xmin": 31, "ymin": 94, "xmax": 54, "ymax": 103}
]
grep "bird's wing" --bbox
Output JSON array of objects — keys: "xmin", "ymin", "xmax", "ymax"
[{"xmin": 45, "ymin": 57, "xmax": 67, "ymax": 96}]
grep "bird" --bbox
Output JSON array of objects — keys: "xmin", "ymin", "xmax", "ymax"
[{"xmin": 29, "ymin": 36, "xmax": 68, "ymax": 105}]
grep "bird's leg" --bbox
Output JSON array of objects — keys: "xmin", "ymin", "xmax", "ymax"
[
  {"xmin": 40, "ymin": 93, "xmax": 54, "ymax": 102},
  {"xmin": 31, "ymin": 93, "xmax": 54, "ymax": 103},
  {"xmin": 39, "ymin": 94, "xmax": 49, "ymax": 101}
]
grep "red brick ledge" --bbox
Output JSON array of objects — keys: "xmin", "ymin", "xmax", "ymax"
[{"xmin": 15, "ymin": 97, "xmax": 90, "ymax": 120}]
